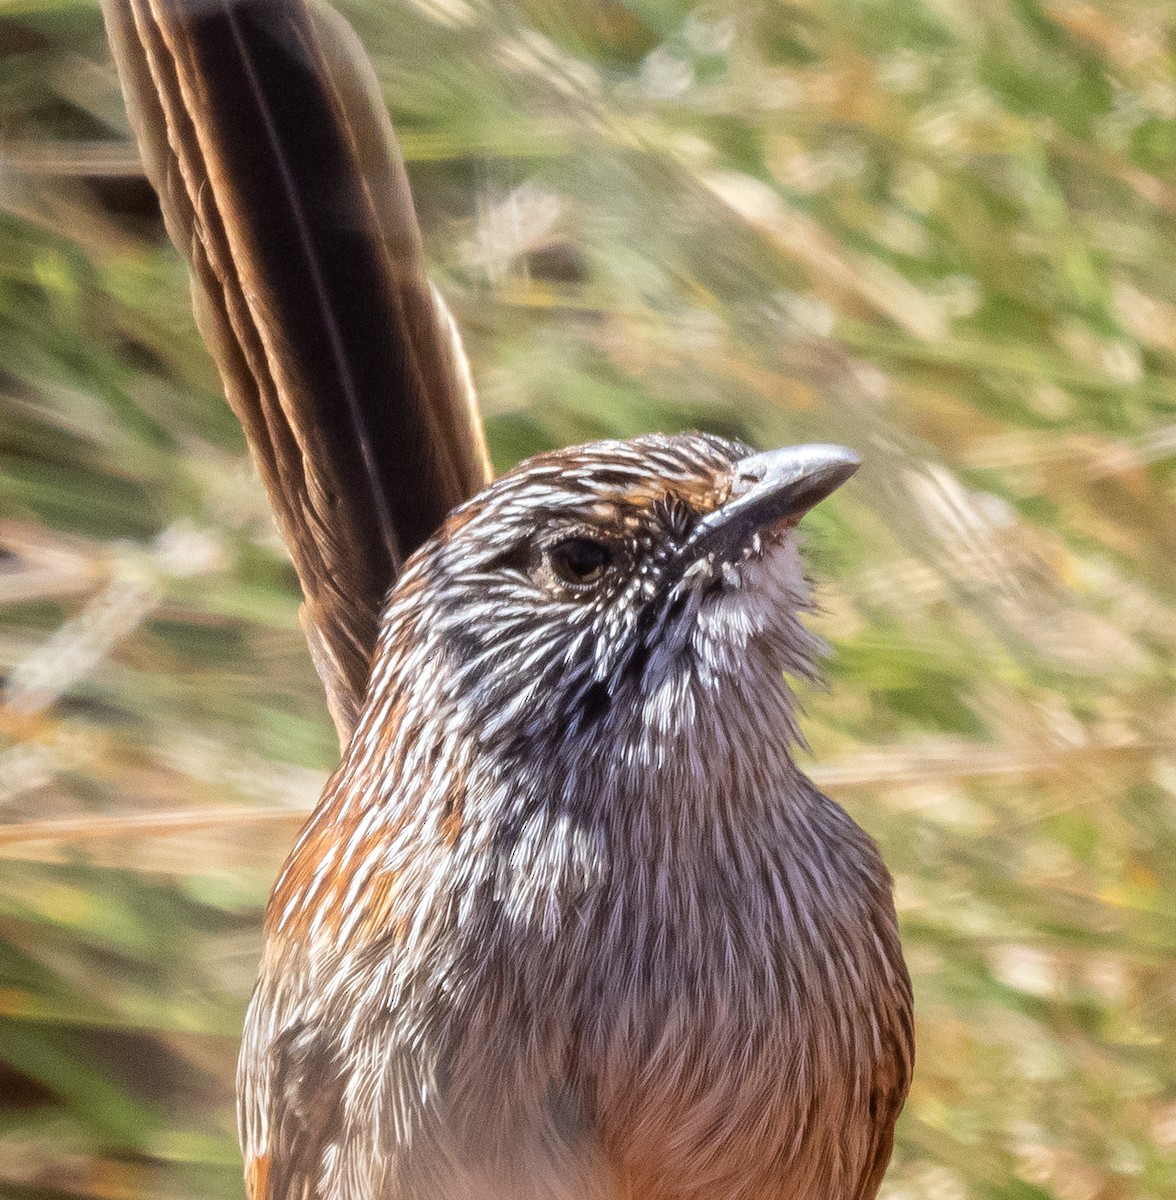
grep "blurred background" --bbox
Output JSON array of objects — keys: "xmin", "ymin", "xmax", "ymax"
[{"xmin": 1, "ymin": 0, "xmax": 1174, "ymax": 1197}]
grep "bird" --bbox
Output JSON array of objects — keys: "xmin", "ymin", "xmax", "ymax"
[
  {"xmin": 98, "ymin": 2, "xmax": 913, "ymax": 1197},
  {"xmin": 238, "ymin": 432, "xmax": 913, "ymax": 1200}
]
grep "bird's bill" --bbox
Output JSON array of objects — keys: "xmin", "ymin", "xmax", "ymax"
[{"xmin": 690, "ymin": 443, "xmax": 861, "ymax": 557}]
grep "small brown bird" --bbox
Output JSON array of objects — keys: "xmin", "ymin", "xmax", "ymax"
[
  {"xmin": 238, "ymin": 433, "xmax": 912, "ymax": 1200},
  {"xmin": 99, "ymin": 2, "xmax": 912, "ymax": 1197}
]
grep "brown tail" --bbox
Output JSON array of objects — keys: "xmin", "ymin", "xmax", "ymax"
[{"xmin": 100, "ymin": 0, "xmax": 490, "ymax": 741}]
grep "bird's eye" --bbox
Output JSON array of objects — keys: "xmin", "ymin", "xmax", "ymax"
[{"xmin": 548, "ymin": 537, "xmax": 611, "ymax": 586}]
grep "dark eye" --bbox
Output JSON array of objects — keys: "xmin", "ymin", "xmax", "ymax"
[{"xmin": 548, "ymin": 537, "xmax": 611, "ymax": 586}]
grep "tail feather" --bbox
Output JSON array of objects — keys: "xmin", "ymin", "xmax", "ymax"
[{"xmin": 101, "ymin": 0, "xmax": 490, "ymax": 740}]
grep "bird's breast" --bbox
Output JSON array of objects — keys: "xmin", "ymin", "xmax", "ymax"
[
  {"xmin": 418, "ymin": 796, "xmax": 908, "ymax": 1200},
  {"xmin": 244, "ymin": 773, "xmax": 911, "ymax": 1200}
]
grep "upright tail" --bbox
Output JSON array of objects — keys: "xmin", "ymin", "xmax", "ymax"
[{"xmin": 100, "ymin": 0, "xmax": 491, "ymax": 741}]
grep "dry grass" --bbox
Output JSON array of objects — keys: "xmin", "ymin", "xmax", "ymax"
[{"xmin": 0, "ymin": 1, "xmax": 1173, "ymax": 1197}]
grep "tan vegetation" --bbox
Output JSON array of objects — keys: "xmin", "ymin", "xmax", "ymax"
[{"xmin": 0, "ymin": 1, "xmax": 1173, "ymax": 1198}]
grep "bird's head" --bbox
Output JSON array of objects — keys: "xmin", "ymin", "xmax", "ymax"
[{"xmin": 370, "ymin": 433, "xmax": 858, "ymax": 790}]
